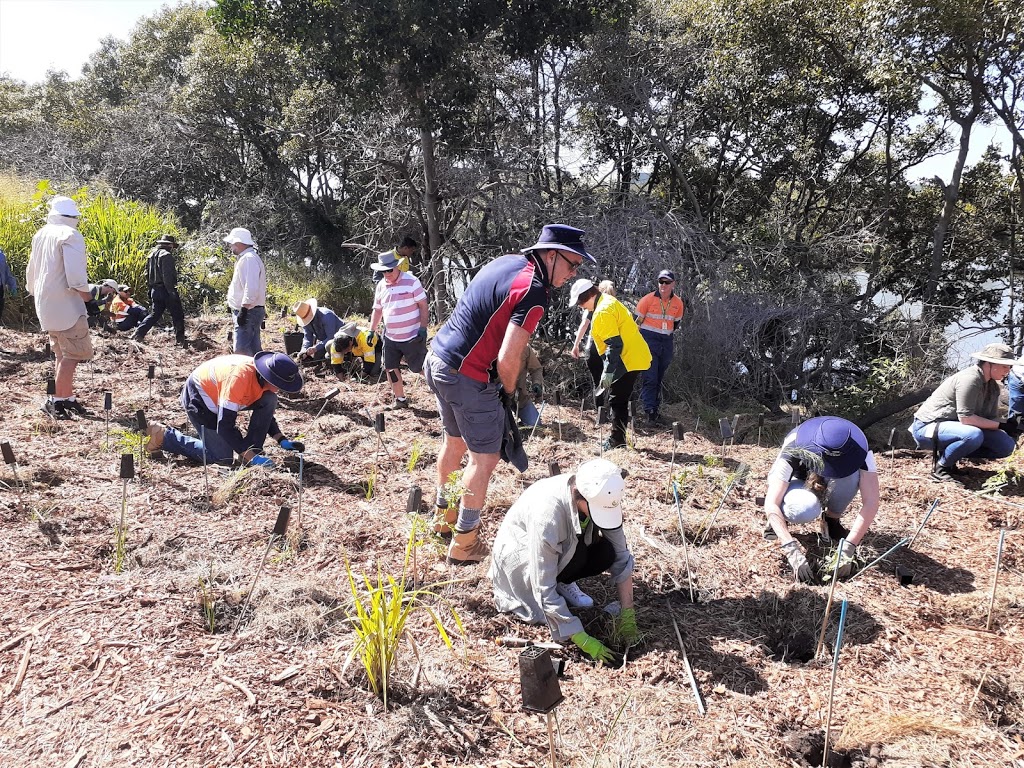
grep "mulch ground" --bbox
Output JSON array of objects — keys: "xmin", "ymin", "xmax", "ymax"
[{"xmin": 1, "ymin": 317, "xmax": 1022, "ymax": 768}]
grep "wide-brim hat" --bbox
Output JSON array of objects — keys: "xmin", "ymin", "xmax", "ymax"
[
  {"xmin": 335, "ymin": 321, "xmax": 359, "ymax": 339},
  {"xmin": 524, "ymin": 224, "xmax": 596, "ymax": 264},
  {"xmin": 568, "ymin": 278, "xmax": 594, "ymax": 306},
  {"xmin": 223, "ymin": 227, "xmax": 255, "ymax": 246},
  {"xmin": 293, "ymin": 298, "xmax": 318, "ymax": 326},
  {"xmin": 155, "ymin": 234, "xmax": 179, "ymax": 248},
  {"xmin": 971, "ymin": 343, "xmax": 1024, "ymax": 365},
  {"xmin": 576, "ymin": 458, "xmax": 625, "ymax": 529},
  {"xmin": 371, "ymin": 249, "xmax": 401, "ymax": 271},
  {"xmin": 49, "ymin": 196, "xmax": 80, "ymax": 217},
  {"xmin": 791, "ymin": 416, "xmax": 869, "ymax": 479},
  {"xmin": 254, "ymin": 351, "xmax": 303, "ymax": 393}
]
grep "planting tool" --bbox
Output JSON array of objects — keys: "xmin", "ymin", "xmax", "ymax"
[
  {"xmin": 757, "ymin": 413, "xmax": 764, "ymax": 446},
  {"xmin": 597, "ymin": 406, "xmax": 605, "ymax": 455},
  {"xmin": 200, "ymin": 426, "xmax": 210, "ymax": 502},
  {"xmin": 907, "ymin": 499, "xmax": 940, "ymax": 549},
  {"xmin": 668, "ymin": 602, "xmax": 705, "ymax": 715},
  {"xmin": 821, "ymin": 598, "xmax": 849, "ymax": 768},
  {"xmin": 548, "ymin": 460, "xmax": 561, "ymax": 477},
  {"xmin": 695, "ymin": 463, "xmax": 749, "ymax": 546},
  {"xmin": 848, "ymin": 537, "xmax": 910, "ymax": 582},
  {"xmin": 672, "ymin": 481, "xmax": 696, "ymax": 602},
  {"xmin": 1, "ymin": 440, "xmax": 25, "ymax": 492},
  {"xmin": 985, "ymin": 528, "xmax": 1007, "ymax": 631},
  {"xmin": 234, "ymin": 505, "xmax": 292, "ymax": 636},
  {"xmin": 669, "ymin": 421, "xmax": 684, "ymax": 478},
  {"xmin": 815, "ymin": 537, "xmax": 845, "ymax": 660},
  {"xmin": 307, "ymin": 387, "xmax": 341, "ymax": 432},
  {"xmin": 497, "ymin": 637, "xmax": 563, "ymax": 650},
  {"xmin": 147, "ymin": 363, "xmax": 155, "ymax": 402},
  {"xmin": 103, "ymin": 391, "xmax": 112, "ymax": 450}
]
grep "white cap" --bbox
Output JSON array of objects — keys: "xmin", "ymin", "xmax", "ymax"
[
  {"xmin": 576, "ymin": 458, "xmax": 625, "ymax": 529},
  {"xmin": 100, "ymin": 279, "xmax": 119, "ymax": 292},
  {"xmin": 49, "ymin": 196, "xmax": 80, "ymax": 217},
  {"xmin": 568, "ymin": 278, "xmax": 594, "ymax": 307},
  {"xmin": 223, "ymin": 227, "xmax": 255, "ymax": 246}
]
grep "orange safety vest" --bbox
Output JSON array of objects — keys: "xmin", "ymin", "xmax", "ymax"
[
  {"xmin": 636, "ymin": 292, "xmax": 684, "ymax": 335},
  {"xmin": 189, "ymin": 355, "xmax": 270, "ymax": 415}
]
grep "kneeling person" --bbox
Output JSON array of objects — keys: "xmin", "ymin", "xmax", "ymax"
[
  {"xmin": 147, "ymin": 352, "xmax": 304, "ymax": 468},
  {"xmin": 489, "ymin": 458, "xmax": 639, "ymax": 665},
  {"xmin": 326, "ymin": 322, "xmax": 381, "ymax": 379}
]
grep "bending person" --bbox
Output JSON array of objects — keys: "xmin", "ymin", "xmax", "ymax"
[
  {"xmin": 764, "ymin": 416, "xmax": 878, "ymax": 583},
  {"xmin": 571, "ymin": 280, "xmax": 615, "ymax": 389},
  {"xmin": 145, "ymin": 352, "xmax": 304, "ymax": 469},
  {"xmin": 910, "ymin": 343, "xmax": 1022, "ymax": 484},
  {"xmin": 490, "ymin": 458, "xmax": 638, "ymax": 665},
  {"xmin": 293, "ymin": 298, "xmax": 345, "ymax": 361},
  {"xmin": 569, "ymin": 279, "xmax": 651, "ymax": 450}
]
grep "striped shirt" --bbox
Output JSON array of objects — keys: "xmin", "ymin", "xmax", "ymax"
[{"xmin": 373, "ymin": 272, "xmax": 427, "ymax": 342}]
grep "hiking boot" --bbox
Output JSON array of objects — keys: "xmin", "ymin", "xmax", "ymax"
[
  {"xmin": 433, "ymin": 506, "xmax": 458, "ymax": 538},
  {"xmin": 63, "ymin": 398, "xmax": 89, "ymax": 416},
  {"xmin": 175, "ymin": 335, "xmax": 188, "ymax": 348},
  {"xmin": 556, "ymin": 581, "xmax": 594, "ymax": 609},
  {"xmin": 130, "ymin": 331, "xmax": 145, "ymax": 343},
  {"xmin": 386, "ymin": 398, "xmax": 409, "ymax": 411},
  {"xmin": 40, "ymin": 399, "xmax": 72, "ymax": 420},
  {"xmin": 931, "ymin": 464, "xmax": 964, "ymax": 485},
  {"xmin": 645, "ymin": 411, "xmax": 662, "ymax": 425},
  {"xmin": 602, "ymin": 437, "xmax": 627, "ymax": 451},
  {"xmin": 145, "ymin": 424, "xmax": 166, "ymax": 453},
  {"xmin": 447, "ymin": 527, "xmax": 488, "ymax": 565}
]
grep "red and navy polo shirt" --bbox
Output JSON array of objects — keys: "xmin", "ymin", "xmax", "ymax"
[{"xmin": 431, "ymin": 254, "xmax": 549, "ymax": 383}]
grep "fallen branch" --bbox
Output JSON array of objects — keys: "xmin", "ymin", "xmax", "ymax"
[
  {"xmin": 220, "ymin": 674, "xmax": 257, "ymax": 709},
  {"xmin": 3, "ymin": 636, "xmax": 32, "ymax": 700}
]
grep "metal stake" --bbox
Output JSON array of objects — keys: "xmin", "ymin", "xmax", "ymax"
[
  {"xmin": 201, "ymin": 425, "xmax": 210, "ymax": 503},
  {"xmin": 297, "ymin": 453, "xmax": 305, "ymax": 531},
  {"xmin": 695, "ymin": 463, "xmax": 749, "ymax": 546},
  {"xmin": 103, "ymin": 391, "xmax": 112, "ymax": 451},
  {"xmin": 672, "ymin": 481, "xmax": 696, "ymax": 602},
  {"xmin": 907, "ymin": 499, "xmax": 940, "ymax": 550},
  {"xmin": 234, "ymin": 505, "xmax": 292, "ymax": 635},
  {"xmin": 526, "ymin": 402, "xmax": 547, "ymax": 448},
  {"xmin": 848, "ymin": 537, "xmax": 910, "ymax": 582},
  {"xmin": 985, "ymin": 528, "xmax": 1007, "ymax": 631},
  {"xmin": 822, "ymin": 599, "xmax": 850, "ymax": 768},
  {"xmin": 815, "ymin": 537, "xmax": 845, "ymax": 659}
]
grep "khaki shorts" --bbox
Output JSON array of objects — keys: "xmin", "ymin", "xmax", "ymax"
[{"xmin": 49, "ymin": 316, "xmax": 94, "ymax": 362}]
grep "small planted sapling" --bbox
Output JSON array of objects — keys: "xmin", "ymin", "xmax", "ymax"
[{"xmin": 407, "ymin": 440, "xmax": 423, "ymax": 472}]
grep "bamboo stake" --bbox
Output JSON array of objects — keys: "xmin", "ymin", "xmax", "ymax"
[
  {"xmin": 546, "ymin": 711, "xmax": 556, "ymax": 768},
  {"xmin": 695, "ymin": 463, "xmax": 748, "ymax": 546},
  {"xmin": 907, "ymin": 499, "xmax": 940, "ymax": 549},
  {"xmin": 296, "ymin": 453, "xmax": 305, "ymax": 531},
  {"xmin": 822, "ymin": 599, "xmax": 850, "ymax": 768},
  {"xmin": 985, "ymin": 528, "xmax": 1007, "ymax": 631},
  {"xmin": 815, "ymin": 537, "xmax": 845, "ymax": 660},
  {"xmin": 672, "ymin": 481, "xmax": 696, "ymax": 602},
  {"xmin": 668, "ymin": 603, "xmax": 705, "ymax": 715}
]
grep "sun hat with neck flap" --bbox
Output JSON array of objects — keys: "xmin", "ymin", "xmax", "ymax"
[{"xmin": 791, "ymin": 416, "xmax": 869, "ymax": 479}]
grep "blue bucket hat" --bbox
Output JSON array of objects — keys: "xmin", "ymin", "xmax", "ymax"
[
  {"xmin": 254, "ymin": 351, "xmax": 303, "ymax": 393},
  {"xmin": 792, "ymin": 416, "xmax": 868, "ymax": 479},
  {"xmin": 524, "ymin": 224, "xmax": 596, "ymax": 264}
]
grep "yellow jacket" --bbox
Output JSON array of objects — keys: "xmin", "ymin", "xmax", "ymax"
[{"xmin": 590, "ymin": 295, "xmax": 652, "ymax": 373}]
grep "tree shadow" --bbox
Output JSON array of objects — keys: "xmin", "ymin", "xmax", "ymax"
[
  {"xmin": 279, "ymin": 454, "xmax": 343, "ymax": 487},
  {"xmin": 862, "ymin": 532, "xmax": 976, "ymax": 595}
]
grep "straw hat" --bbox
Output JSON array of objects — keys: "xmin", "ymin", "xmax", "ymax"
[{"xmin": 292, "ymin": 299, "xmax": 318, "ymax": 327}]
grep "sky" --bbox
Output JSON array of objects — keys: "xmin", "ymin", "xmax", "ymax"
[{"xmin": 0, "ymin": 0, "xmax": 1012, "ymax": 185}]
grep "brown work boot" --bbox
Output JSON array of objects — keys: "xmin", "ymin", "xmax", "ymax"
[
  {"xmin": 433, "ymin": 507, "xmax": 458, "ymax": 538},
  {"xmin": 145, "ymin": 423, "xmax": 166, "ymax": 453},
  {"xmin": 447, "ymin": 527, "xmax": 488, "ymax": 565}
]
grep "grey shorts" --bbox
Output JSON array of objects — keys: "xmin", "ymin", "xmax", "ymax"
[
  {"xmin": 423, "ymin": 353, "xmax": 503, "ymax": 454},
  {"xmin": 383, "ymin": 335, "xmax": 427, "ymax": 373}
]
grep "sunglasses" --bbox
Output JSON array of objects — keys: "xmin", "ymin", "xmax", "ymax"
[
  {"xmin": 658, "ymin": 279, "xmax": 674, "ymax": 285},
  {"xmin": 558, "ymin": 252, "xmax": 584, "ymax": 274}
]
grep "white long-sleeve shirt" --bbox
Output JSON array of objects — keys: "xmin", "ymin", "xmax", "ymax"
[
  {"xmin": 489, "ymin": 474, "xmax": 634, "ymax": 641},
  {"xmin": 226, "ymin": 247, "xmax": 266, "ymax": 310},
  {"xmin": 25, "ymin": 213, "xmax": 90, "ymax": 332}
]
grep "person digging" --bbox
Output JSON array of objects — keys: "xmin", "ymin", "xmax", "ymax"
[
  {"xmin": 325, "ymin": 321, "xmax": 381, "ymax": 380},
  {"xmin": 763, "ymin": 416, "xmax": 879, "ymax": 584},
  {"xmin": 489, "ymin": 458, "xmax": 639, "ymax": 667},
  {"xmin": 145, "ymin": 352, "xmax": 304, "ymax": 468}
]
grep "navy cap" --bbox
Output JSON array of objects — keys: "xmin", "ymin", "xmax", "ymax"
[{"xmin": 792, "ymin": 416, "xmax": 868, "ymax": 479}]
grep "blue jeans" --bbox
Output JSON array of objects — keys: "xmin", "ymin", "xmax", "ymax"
[
  {"xmin": 1008, "ymin": 372, "xmax": 1024, "ymax": 418},
  {"xmin": 233, "ymin": 305, "xmax": 265, "ymax": 356},
  {"xmin": 639, "ymin": 329, "xmax": 673, "ymax": 415},
  {"xmin": 910, "ymin": 419, "xmax": 1015, "ymax": 467},
  {"xmin": 161, "ymin": 385, "xmax": 278, "ymax": 464}
]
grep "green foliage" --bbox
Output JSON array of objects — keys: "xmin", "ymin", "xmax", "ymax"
[
  {"xmin": 343, "ymin": 527, "xmax": 462, "ymax": 708},
  {"xmin": 197, "ymin": 565, "xmax": 217, "ymax": 633},
  {"xmin": 407, "ymin": 440, "xmax": 423, "ymax": 473},
  {"xmin": 981, "ymin": 451, "xmax": 1022, "ymax": 497},
  {"xmin": 364, "ymin": 466, "xmax": 377, "ymax": 500},
  {"xmin": 442, "ymin": 470, "xmax": 467, "ymax": 510},
  {"xmin": 826, "ymin": 355, "xmax": 927, "ymax": 415}
]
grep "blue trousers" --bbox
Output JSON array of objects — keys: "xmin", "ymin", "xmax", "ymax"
[
  {"xmin": 116, "ymin": 305, "xmax": 147, "ymax": 331},
  {"xmin": 233, "ymin": 305, "xmax": 265, "ymax": 357},
  {"xmin": 639, "ymin": 329, "xmax": 673, "ymax": 415},
  {"xmin": 1008, "ymin": 372, "xmax": 1024, "ymax": 418},
  {"xmin": 910, "ymin": 419, "xmax": 1015, "ymax": 467},
  {"xmin": 161, "ymin": 383, "xmax": 278, "ymax": 464}
]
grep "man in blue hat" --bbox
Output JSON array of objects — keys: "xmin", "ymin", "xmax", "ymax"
[
  {"xmin": 635, "ymin": 269, "xmax": 685, "ymax": 424},
  {"xmin": 763, "ymin": 416, "xmax": 879, "ymax": 583},
  {"xmin": 425, "ymin": 223, "xmax": 595, "ymax": 564},
  {"xmin": 144, "ymin": 352, "xmax": 305, "ymax": 469}
]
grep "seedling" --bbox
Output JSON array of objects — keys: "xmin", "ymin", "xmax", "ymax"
[
  {"xmin": 694, "ymin": 463, "xmax": 748, "ymax": 546},
  {"xmin": 234, "ymin": 505, "xmax": 292, "ymax": 636},
  {"xmin": 407, "ymin": 440, "xmax": 423, "ymax": 472},
  {"xmin": 985, "ymin": 528, "xmax": 1007, "ymax": 631},
  {"xmin": 114, "ymin": 453, "xmax": 135, "ymax": 573},
  {"xmin": 365, "ymin": 465, "xmax": 377, "ymax": 500},
  {"xmin": 1, "ymin": 441, "xmax": 25, "ymax": 492},
  {"xmin": 197, "ymin": 561, "xmax": 218, "ymax": 633},
  {"xmin": 443, "ymin": 470, "xmax": 467, "ymax": 510},
  {"xmin": 821, "ymin": 599, "xmax": 850, "ymax": 768}
]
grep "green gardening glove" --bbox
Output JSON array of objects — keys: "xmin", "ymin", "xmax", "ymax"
[
  {"xmin": 617, "ymin": 607, "xmax": 639, "ymax": 646},
  {"xmin": 572, "ymin": 631, "xmax": 622, "ymax": 667}
]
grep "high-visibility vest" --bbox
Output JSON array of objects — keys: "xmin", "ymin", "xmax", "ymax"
[{"xmin": 636, "ymin": 292, "xmax": 684, "ymax": 336}]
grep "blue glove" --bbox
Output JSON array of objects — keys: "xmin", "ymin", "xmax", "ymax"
[
  {"xmin": 249, "ymin": 454, "xmax": 274, "ymax": 468},
  {"xmin": 416, "ymin": 327, "xmax": 427, "ymax": 342},
  {"xmin": 280, "ymin": 439, "xmax": 305, "ymax": 452}
]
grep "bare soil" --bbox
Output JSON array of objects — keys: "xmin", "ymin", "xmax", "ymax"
[{"xmin": 1, "ymin": 319, "xmax": 1022, "ymax": 768}]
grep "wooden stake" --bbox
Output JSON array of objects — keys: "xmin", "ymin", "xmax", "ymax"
[
  {"xmin": 815, "ymin": 538, "xmax": 845, "ymax": 660},
  {"xmin": 668, "ymin": 603, "xmax": 705, "ymax": 715},
  {"xmin": 822, "ymin": 599, "xmax": 849, "ymax": 768},
  {"xmin": 546, "ymin": 711, "xmax": 556, "ymax": 768},
  {"xmin": 985, "ymin": 528, "xmax": 1007, "ymax": 631}
]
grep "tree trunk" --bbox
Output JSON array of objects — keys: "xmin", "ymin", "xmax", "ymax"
[
  {"xmin": 854, "ymin": 387, "xmax": 933, "ymax": 430},
  {"xmin": 420, "ymin": 124, "xmax": 446, "ymax": 320}
]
